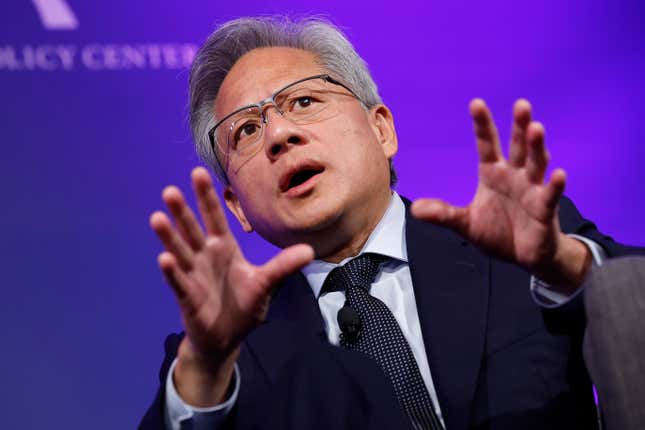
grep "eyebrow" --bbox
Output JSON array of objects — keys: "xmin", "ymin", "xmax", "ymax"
[{"xmin": 213, "ymin": 74, "xmax": 332, "ymax": 129}]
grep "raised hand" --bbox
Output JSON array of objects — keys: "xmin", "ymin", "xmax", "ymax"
[
  {"xmin": 150, "ymin": 167, "xmax": 313, "ymax": 405},
  {"xmin": 412, "ymin": 99, "xmax": 590, "ymax": 289}
]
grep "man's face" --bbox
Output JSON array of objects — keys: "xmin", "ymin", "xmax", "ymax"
[{"xmin": 217, "ymin": 47, "xmax": 397, "ymax": 251}]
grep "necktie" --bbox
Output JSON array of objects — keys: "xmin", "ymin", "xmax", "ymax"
[{"xmin": 322, "ymin": 253, "xmax": 443, "ymax": 430}]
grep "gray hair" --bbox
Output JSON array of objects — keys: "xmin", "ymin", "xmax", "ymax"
[{"xmin": 188, "ymin": 16, "xmax": 397, "ymax": 186}]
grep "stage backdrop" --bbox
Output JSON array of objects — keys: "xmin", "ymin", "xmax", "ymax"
[{"xmin": 1, "ymin": 1, "xmax": 643, "ymax": 428}]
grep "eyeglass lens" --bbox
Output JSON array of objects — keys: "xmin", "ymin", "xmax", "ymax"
[{"xmin": 219, "ymin": 77, "xmax": 350, "ymax": 157}]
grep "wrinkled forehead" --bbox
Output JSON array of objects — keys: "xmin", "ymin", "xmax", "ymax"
[{"xmin": 214, "ymin": 47, "xmax": 325, "ymax": 120}]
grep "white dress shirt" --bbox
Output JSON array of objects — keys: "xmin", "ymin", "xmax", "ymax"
[
  {"xmin": 165, "ymin": 192, "xmax": 606, "ymax": 429},
  {"xmin": 300, "ymin": 192, "xmax": 445, "ymax": 426}
]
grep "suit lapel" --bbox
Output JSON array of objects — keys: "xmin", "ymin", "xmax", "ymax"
[
  {"xmin": 404, "ymin": 200, "xmax": 490, "ymax": 430},
  {"xmin": 244, "ymin": 271, "xmax": 327, "ymax": 384}
]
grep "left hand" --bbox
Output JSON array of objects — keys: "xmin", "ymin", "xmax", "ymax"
[{"xmin": 411, "ymin": 99, "xmax": 590, "ymax": 289}]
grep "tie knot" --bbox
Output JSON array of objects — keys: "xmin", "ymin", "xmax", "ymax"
[{"xmin": 322, "ymin": 253, "xmax": 389, "ymax": 294}]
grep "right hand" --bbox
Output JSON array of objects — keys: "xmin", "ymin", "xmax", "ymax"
[{"xmin": 150, "ymin": 167, "xmax": 314, "ymax": 404}]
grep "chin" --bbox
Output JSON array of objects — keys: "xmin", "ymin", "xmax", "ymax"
[
  {"xmin": 287, "ymin": 201, "xmax": 344, "ymax": 233},
  {"xmin": 258, "ymin": 195, "xmax": 347, "ymax": 247}
]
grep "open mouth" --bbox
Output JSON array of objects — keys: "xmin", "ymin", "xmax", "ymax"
[
  {"xmin": 289, "ymin": 168, "xmax": 323, "ymax": 189},
  {"xmin": 281, "ymin": 166, "xmax": 325, "ymax": 192}
]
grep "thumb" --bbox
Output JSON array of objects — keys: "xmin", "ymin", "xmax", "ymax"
[
  {"xmin": 260, "ymin": 244, "xmax": 315, "ymax": 288},
  {"xmin": 411, "ymin": 198, "xmax": 470, "ymax": 235}
]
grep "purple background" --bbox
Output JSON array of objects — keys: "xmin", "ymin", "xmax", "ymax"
[{"xmin": 1, "ymin": 1, "xmax": 643, "ymax": 428}]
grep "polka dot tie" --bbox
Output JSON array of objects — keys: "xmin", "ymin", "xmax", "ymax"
[{"xmin": 323, "ymin": 253, "xmax": 443, "ymax": 430}]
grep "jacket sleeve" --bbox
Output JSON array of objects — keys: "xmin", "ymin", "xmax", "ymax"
[
  {"xmin": 138, "ymin": 333, "xmax": 184, "ymax": 430},
  {"xmin": 541, "ymin": 196, "xmax": 645, "ymax": 334}
]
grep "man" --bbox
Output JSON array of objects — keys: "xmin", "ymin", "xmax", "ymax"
[{"xmin": 140, "ymin": 16, "xmax": 643, "ymax": 430}]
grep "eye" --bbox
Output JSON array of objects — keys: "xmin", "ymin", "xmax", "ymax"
[
  {"xmin": 241, "ymin": 123, "xmax": 259, "ymax": 136},
  {"xmin": 232, "ymin": 121, "xmax": 261, "ymax": 147},
  {"xmin": 294, "ymin": 96, "xmax": 313, "ymax": 109},
  {"xmin": 287, "ymin": 94, "xmax": 321, "ymax": 112}
]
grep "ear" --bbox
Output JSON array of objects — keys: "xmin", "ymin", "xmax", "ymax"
[
  {"xmin": 368, "ymin": 104, "xmax": 398, "ymax": 160},
  {"xmin": 223, "ymin": 186, "xmax": 254, "ymax": 233}
]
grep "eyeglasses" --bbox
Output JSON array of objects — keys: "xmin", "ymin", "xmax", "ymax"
[{"xmin": 208, "ymin": 74, "xmax": 365, "ymax": 177}]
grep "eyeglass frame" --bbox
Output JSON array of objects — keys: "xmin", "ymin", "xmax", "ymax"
[{"xmin": 207, "ymin": 74, "xmax": 366, "ymax": 179}]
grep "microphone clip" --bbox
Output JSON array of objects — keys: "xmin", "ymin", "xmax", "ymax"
[{"xmin": 337, "ymin": 302, "xmax": 362, "ymax": 342}]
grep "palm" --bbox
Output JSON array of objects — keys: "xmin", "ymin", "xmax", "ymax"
[
  {"xmin": 412, "ymin": 99, "xmax": 566, "ymax": 272},
  {"xmin": 150, "ymin": 167, "xmax": 313, "ymax": 358},
  {"xmin": 180, "ymin": 240, "xmax": 265, "ymax": 354}
]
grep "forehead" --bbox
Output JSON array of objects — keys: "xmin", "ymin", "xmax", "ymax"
[{"xmin": 215, "ymin": 47, "xmax": 324, "ymax": 119}]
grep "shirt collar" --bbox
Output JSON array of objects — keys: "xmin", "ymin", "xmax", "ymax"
[{"xmin": 301, "ymin": 192, "xmax": 408, "ymax": 298}]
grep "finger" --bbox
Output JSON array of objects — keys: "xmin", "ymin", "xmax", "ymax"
[
  {"xmin": 162, "ymin": 186, "xmax": 205, "ymax": 250},
  {"xmin": 260, "ymin": 244, "xmax": 315, "ymax": 289},
  {"xmin": 192, "ymin": 167, "xmax": 231, "ymax": 236},
  {"xmin": 525, "ymin": 121, "xmax": 548, "ymax": 183},
  {"xmin": 150, "ymin": 211, "xmax": 195, "ymax": 271},
  {"xmin": 158, "ymin": 252, "xmax": 204, "ymax": 314},
  {"xmin": 470, "ymin": 98, "xmax": 502, "ymax": 163},
  {"xmin": 411, "ymin": 198, "xmax": 470, "ymax": 236},
  {"xmin": 508, "ymin": 99, "xmax": 532, "ymax": 167},
  {"xmin": 543, "ymin": 168, "xmax": 566, "ymax": 210}
]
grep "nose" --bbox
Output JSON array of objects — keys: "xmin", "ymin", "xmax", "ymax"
[{"xmin": 261, "ymin": 106, "xmax": 305, "ymax": 161}]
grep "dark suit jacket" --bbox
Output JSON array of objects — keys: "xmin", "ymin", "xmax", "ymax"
[{"xmin": 140, "ymin": 196, "xmax": 644, "ymax": 430}]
